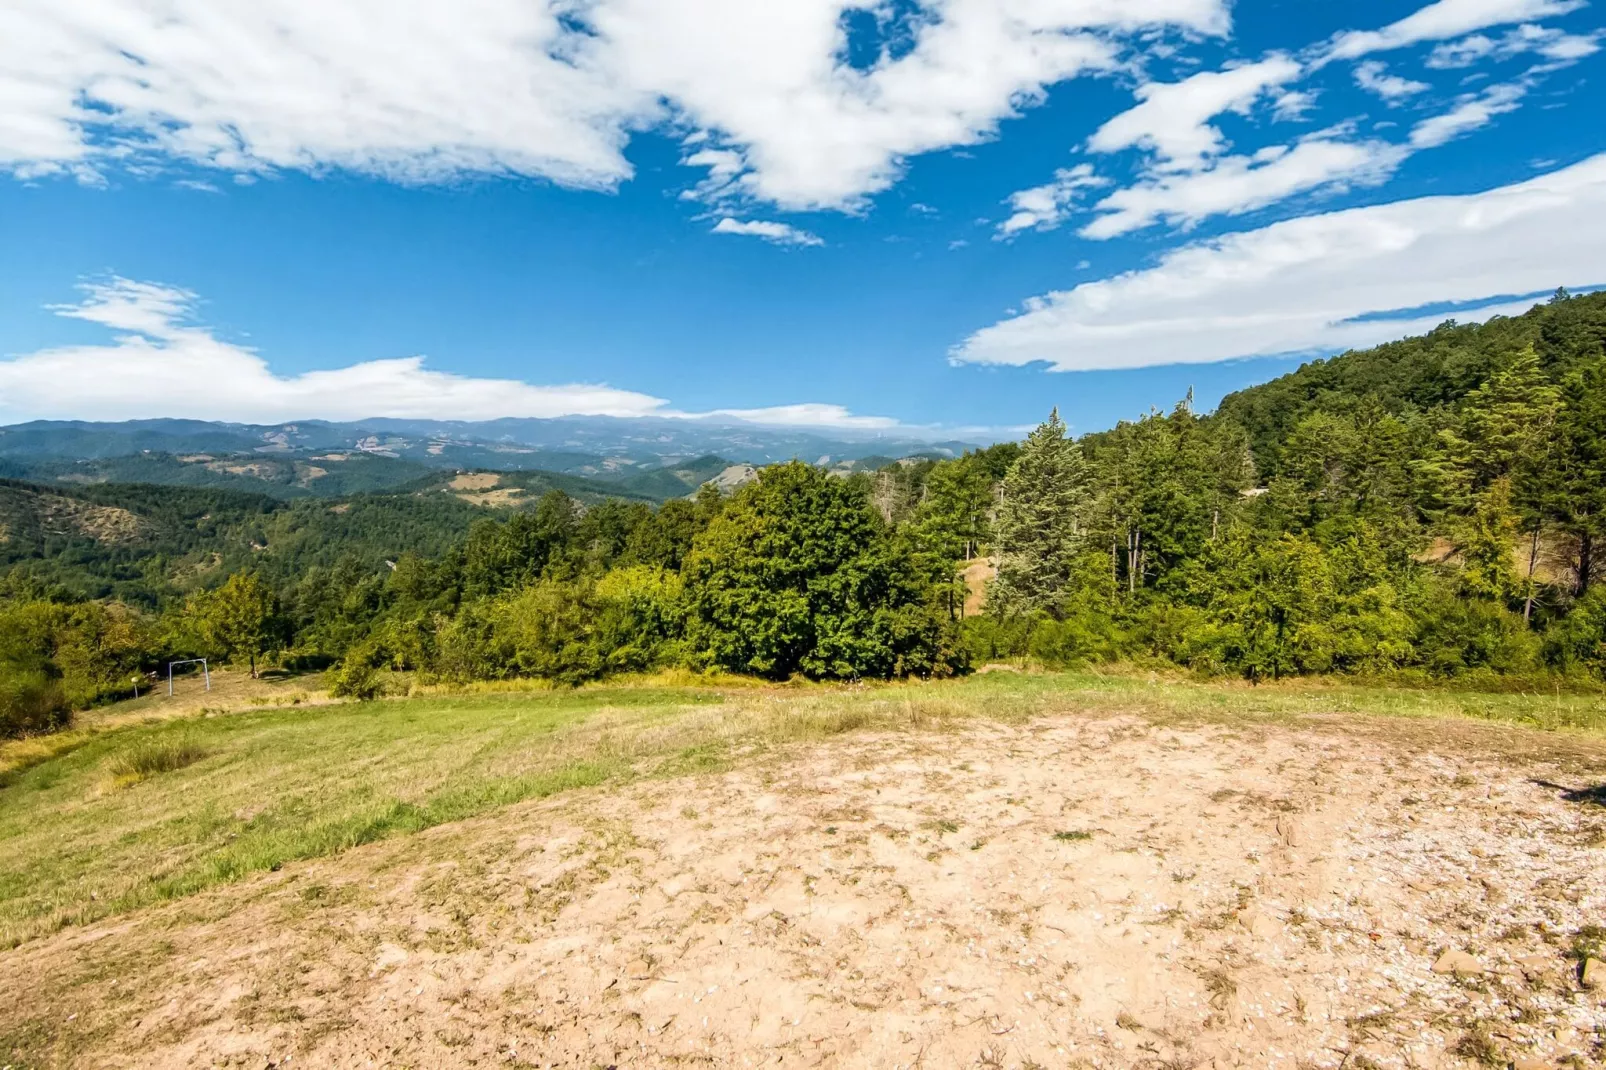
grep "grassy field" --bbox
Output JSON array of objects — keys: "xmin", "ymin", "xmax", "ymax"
[{"xmin": 0, "ymin": 669, "xmax": 1602, "ymax": 950}]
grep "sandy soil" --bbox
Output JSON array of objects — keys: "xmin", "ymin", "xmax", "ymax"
[{"xmin": 3, "ymin": 713, "xmax": 1605, "ymax": 1069}]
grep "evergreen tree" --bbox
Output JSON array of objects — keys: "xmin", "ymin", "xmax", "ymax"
[
  {"xmin": 992, "ymin": 410, "xmax": 1089, "ymax": 615},
  {"xmin": 914, "ymin": 456, "xmax": 994, "ymax": 563},
  {"xmin": 1555, "ymin": 358, "xmax": 1606, "ymax": 595},
  {"xmin": 1457, "ymin": 479, "xmax": 1521, "ymax": 603}
]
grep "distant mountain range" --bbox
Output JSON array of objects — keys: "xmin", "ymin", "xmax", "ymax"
[{"xmin": 0, "ymin": 417, "xmax": 975, "ymax": 502}]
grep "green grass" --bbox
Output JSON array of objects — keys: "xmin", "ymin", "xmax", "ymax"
[{"xmin": 0, "ymin": 670, "xmax": 1602, "ymax": 949}]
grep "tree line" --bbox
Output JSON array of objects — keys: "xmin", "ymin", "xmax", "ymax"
[{"xmin": 3, "ymin": 289, "xmax": 1605, "ymax": 733}]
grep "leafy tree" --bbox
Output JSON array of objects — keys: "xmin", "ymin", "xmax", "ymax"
[
  {"xmin": 189, "ymin": 572, "xmax": 283, "ymax": 678},
  {"xmin": 460, "ymin": 490, "xmax": 577, "ymax": 598},
  {"xmin": 1546, "ymin": 587, "xmax": 1606, "ymax": 677},
  {"xmin": 1456, "ymin": 479, "xmax": 1521, "ymax": 603},
  {"xmin": 683, "ymin": 462, "xmax": 958, "ymax": 679},
  {"xmin": 623, "ymin": 498, "xmax": 703, "ymax": 571}
]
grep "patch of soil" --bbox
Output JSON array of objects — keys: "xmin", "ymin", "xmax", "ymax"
[
  {"xmin": 962, "ymin": 556, "xmax": 997, "ymax": 617},
  {"xmin": 34, "ymin": 496, "xmax": 147, "ymax": 544},
  {"xmin": 4, "ymin": 715, "xmax": 1605, "ymax": 1069},
  {"xmin": 448, "ymin": 472, "xmax": 503, "ymax": 492}
]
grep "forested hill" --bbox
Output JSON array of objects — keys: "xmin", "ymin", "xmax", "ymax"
[
  {"xmin": 1216, "ymin": 289, "xmax": 1606, "ymax": 479},
  {"xmin": 0, "ymin": 479, "xmax": 492, "ymax": 606},
  {"xmin": 0, "ymin": 449, "xmax": 664, "ymax": 503}
]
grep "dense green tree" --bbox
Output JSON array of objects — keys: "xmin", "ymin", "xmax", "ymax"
[
  {"xmin": 460, "ymin": 490, "xmax": 577, "ymax": 598},
  {"xmin": 188, "ymin": 572, "xmax": 283, "ymax": 678},
  {"xmin": 682, "ymin": 462, "xmax": 957, "ymax": 679},
  {"xmin": 1555, "ymin": 358, "xmax": 1606, "ymax": 595},
  {"xmin": 623, "ymin": 498, "xmax": 703, "ymax": 571},
  {"xmin": 913, "ymin": 455, "xmax": 995, "ymax": 563},
  {"xmin": 991, "ymin": 410, "xmax": 1089, "ymax": 614}
]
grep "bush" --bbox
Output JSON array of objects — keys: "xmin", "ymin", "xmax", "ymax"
[
  {"xmin": 957, "ymin": 615, "xmax": 1030, "ymax": 666},
  {"xmin": 0, "ymin": 661, "xmax": 70, "ymax": 737},
  {"xmin": 1410, "ymin": 581, "xmax": 1541, "ymax": 676},
  {"xmin": 1546, "ymin": 588, "xmax": 1606, "ymax": 677},
  {"xmin": 329, "ymin": 651, "xmax": 386, "ymax": 701},
  {"xmin": 1028, "ymin": 609, "xmax": 1126, "ymax": 670}
]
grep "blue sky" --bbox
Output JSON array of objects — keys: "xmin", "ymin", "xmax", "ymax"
[{"xmin": 0, "ymin": 0, "xmax": 1603, "ymax": 439}]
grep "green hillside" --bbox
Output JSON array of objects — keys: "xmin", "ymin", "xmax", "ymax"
[
  {"xmin": 1216, "ymin": 288, "xmax": 1606, "ymax": 478},
  {"xmin": 604, "ymin": 454, "xmax": 732, "ymax": 499},
  {"xmin": 8, "ymin": 451, "xmax": 437, "ymax": 499},
  {"xmin": 0, "ymin": 479, "xmax": 488, "ymax": 605}
]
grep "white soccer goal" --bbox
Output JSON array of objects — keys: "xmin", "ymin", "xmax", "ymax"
[{"xmin": 167, "ymin": 658, "xmax": 211, "ymax": 696}]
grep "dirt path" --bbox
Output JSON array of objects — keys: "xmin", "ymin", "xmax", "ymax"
[{"xmin": 3, "ymin": 714, "xmax": 1604, "ymax": 1069}]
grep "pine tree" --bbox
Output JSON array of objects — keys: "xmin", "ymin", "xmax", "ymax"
[
  {"xmin": 991, "ymin": 410, "xmax": 1088, "ymax": 615},
  {"xmin": 1555, "ymin": 358, "xmax": 1606, "ymax": 595},
  {"xmin": 1457, "ymin": 479, "xmax": 1521, "ymax": 603}
]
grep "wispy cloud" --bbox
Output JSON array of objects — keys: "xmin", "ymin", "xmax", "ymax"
[
  {"xmin": 1410, "ymin": 81, "xmax": 1528, "ymax": 147},
  {"xmin": 1080, "ymin": 135, "xmax": 1407, "ymax": 239},
  {"xmin": 1086, "ymin": 57, "xmax": 1304, "ymax": 173},
  {"xmin": 995, "ymin": 165, "xmax": 1109, "ymax": 238},
  {"xmin": 1325, "ymin": 0, "xmax": 1587, "ymax": 60},
  {"xmin": 1353, "ymin": 60, "xmax": 1431, "ymax": 101},
  {"xmin": 1427, "ymin": 23, "xmax": 1603, "ymax": 67},
  {"xmin": 711, "ymin": 218, "xmax": 823, "ymax": 247}
]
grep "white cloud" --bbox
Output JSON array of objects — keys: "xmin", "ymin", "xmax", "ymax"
[
  {"xmin": 1087, "ymin": 56, "xmax": 1304, "ymax": 172},
  {"xmin": 0, "ymin": 0, "xmax": 643, "ymax": 186},
  {"xmin": 0, "ymin": 0, "xmax": 1230, "ymax": 211},
  {"xmin": 1033, "ymin": 54, "xmax": 1405, "ymax": 239},
  {"xmin": 600, "ymin": 0, "xmax": 1230, "ymax": 210},
  {"xmin": 1353, "ymin": 60, "xmax": 1431, "ymax": 100},
  {"xmin": 1427, "ymin": 24, "xmax": 1603, "ymax": 67},
  {"xmin": 712, "ymin": 217, "xmax": 824, "ymax": 246},
  {"xmin": 0, "ymin": 278, "xmax": 906, "ymax": 430},
  {"xmin": 1327, "ymin": 0, "xmax": 1587, "ymax": 60},
  {"xmin": 952, "ymin": 153, "xmax": 1606, "ymax": 372},
  {"xmin": 1271, "ymin": 89, "xmax": 1319, "ymax": 121},
  {"xmin": 1409, "ymin": 81, "xmax": 1528, "ymax": 146},
  {"xmin": 696, "ymin": 404, "xmax": 900, "ymax": 430},
  {"xmin": 1080, "ymin": 136, "xmax": 1407, "ymax": 238},
  {"xmin": 996, "ymin": 164, "xmax": 1108, "ymax": 237},
  {"xmin": 1024, "ymin": 0, "xmax": 1570, "ymax": 243}
]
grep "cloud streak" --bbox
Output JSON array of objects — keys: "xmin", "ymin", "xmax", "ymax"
[
  {"xmin": 1326, "ymin": 0, "xmax": 1587, "ymax": 60},
  {"xmin": 952, "ymin": 154, "xmax": 1606, "ymax": 372},
  {"xmin": 712, "ymin": 218, "xmax": 824, "ymax": 247}
]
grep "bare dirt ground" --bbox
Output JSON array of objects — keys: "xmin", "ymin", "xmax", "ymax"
[{"xmin": 3, "ymin": 712, "xmax": 1605, "ymax": 1069}]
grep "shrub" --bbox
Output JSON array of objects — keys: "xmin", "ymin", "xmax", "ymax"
[
  {"xmin": 0, "ymin": 661, "xmax": 70, "ymax": 737},
  {"xmin": 1546, "ymin": 588, "xmax": 1606, "ymax": 677},
  {"xmin": 1410, "ymin": 581, "xmax": 1541, "ymax": 676},
  {"xmin": 330, "ymin": 650, "xmax": 386, "ymax": 701}
]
